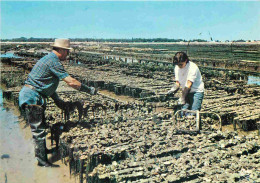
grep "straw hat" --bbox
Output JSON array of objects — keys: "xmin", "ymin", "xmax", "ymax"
[{"xmin": 51, "ymin": 39, "xmax": 72, "ymax": 50}]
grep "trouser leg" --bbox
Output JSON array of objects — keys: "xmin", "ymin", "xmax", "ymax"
[
  {"xmin": 182, "ymin": 93, "xmax": 203, "ymax": 117},
  {"xmin": 34, "ymin": 138, "xmax": 49, "ymax": 166},
  {"xmin": 191, "ymin": 92, "xmax": 204, "ymax": 111}
]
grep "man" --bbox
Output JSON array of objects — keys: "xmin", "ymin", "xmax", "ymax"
[
  {"xmin": 19, "ymin": 38, "xmax": 97, "ymax": 167},
  {"xmin": 167, "ymin": 52, "xmax": 204, "ymax": 114}
]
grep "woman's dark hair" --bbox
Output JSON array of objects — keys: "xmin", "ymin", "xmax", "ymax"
[{"xmin": 173, "ymin": 52, "xmax": 189, "ymax": 63}]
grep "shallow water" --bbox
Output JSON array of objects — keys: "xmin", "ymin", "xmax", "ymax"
[
  {"xmin": 0, "ymin": 52, "xmax": 22, "ymax": 58},
  {"xmin": 247, "ymin": 75, "xmax": 260, "ymax": 85},
  {"xmin": 0, "ymin": 89, "xmax": 74, "ymax": 183},
  {"xmin": 0, "ymin": 89, "xmax": 36, "ymax": 182}
]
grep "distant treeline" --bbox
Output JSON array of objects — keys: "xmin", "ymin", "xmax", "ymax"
[{"xmin": 1, "ymin": 37, "xmax": 251, "ymax": 43}]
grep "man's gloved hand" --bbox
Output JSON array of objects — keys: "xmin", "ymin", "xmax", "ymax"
[
  {"xmin": 180, "ymin": 87, "xmax": 191, "ymax": 105},
  {"xmin": 79, "ymin": 84, "xmax": 97, "ymax": 95},
  {"xmin": 166, "ymin": 84, "xmax": 179, "ymax": 97}
]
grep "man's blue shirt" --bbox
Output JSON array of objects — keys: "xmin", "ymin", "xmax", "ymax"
[{"xmin": 25, "ymin": 52, "xmax": 69, "ymax": 97}]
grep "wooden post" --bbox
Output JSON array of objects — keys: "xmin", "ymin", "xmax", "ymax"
[
  {"xmin": 196, "ymin": 110, "xmax": 201, "ymax": 131},
  {"xmin": 257, "ymin": 122, "xmax": 260, "ymax": 136},
  {"xmin": 233, "ymin": 118, "xmax": 237, "ymax": 131}
]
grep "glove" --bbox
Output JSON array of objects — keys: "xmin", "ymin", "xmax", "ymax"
[
  {"xmin": 180, "ymin": 87, "xmax": 191, "ymax": 105},
  {"xmin": 166, "ymin": 84, "xmax": 179, "ymax": 97},
  {"xmin": 79, "ymin": 84, "xmax": 97, "ymax": 95}
]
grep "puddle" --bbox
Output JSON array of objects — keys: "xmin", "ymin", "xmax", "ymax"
[
  {"xmin": 0, "ymin": 52, "xmax": 22, "ymax": 58},
  {"xmin": 247, "ymin": 75, "xmax": 260, "ymax": 85},
  {"xmin": 1, "ymin": 154, "xmax": 10, "ymax": 159}
]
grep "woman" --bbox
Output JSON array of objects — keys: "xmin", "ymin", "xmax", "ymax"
[{"xmin": 167, "ymin": 52, "xmax": 204, "ymax": 113}]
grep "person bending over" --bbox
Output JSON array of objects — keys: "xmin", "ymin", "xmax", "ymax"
[
  {"xmin": 19, "ymin": 39, "xmax": 97, "ymax": 167},
  {"xmin": 167, "ymin": 52, "xmax": 204, "ymax": 114}
]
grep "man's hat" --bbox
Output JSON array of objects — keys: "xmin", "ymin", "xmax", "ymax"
[{"xmin": 51, "ymin": 39, "xmax": 72, "ymax": 50}]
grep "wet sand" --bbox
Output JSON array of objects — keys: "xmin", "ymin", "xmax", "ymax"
[{"xmin": 0, "ymin": 91, "xmax": 75, "ymax": 183}]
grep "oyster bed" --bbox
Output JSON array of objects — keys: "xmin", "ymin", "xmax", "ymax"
[
  {"xmin": 1, "ymin": 43, "xmax": 260, "ymax": 182},
  {"xmin": 62, "ymin": 59, "xmax": 260, "ymax": 131},
  {"xmin": 45, "ymin": 87, "xmax": 260, "ymax": 183}
]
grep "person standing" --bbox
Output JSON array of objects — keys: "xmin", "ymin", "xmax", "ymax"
[
  {"xmin": 167, "ymin": 52, "xmax": 204, "ymax": 114},
  {"xmin": 19, "ymin": 38, "xmax": 97, "ymax": 167}
]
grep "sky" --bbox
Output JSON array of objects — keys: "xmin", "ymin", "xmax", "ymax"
[{"xmin": 1, "ymin": 0, "xmax": 260, "ymax": 41}]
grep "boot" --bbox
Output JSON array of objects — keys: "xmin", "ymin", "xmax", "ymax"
[
  {"xmin": 46, "ymin": 147, "xmax": 56, "ymax": 154},
  {"xmin": 26, "ymin": 105, "xmax": 47, "ymax": 141},
  {"xmin": 26, "ymin": 105, "xmax": 58, "ymax": 167},
  {"xmin": 35, "ymin": 139, "xmax": 59, "ymax": 167}
]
